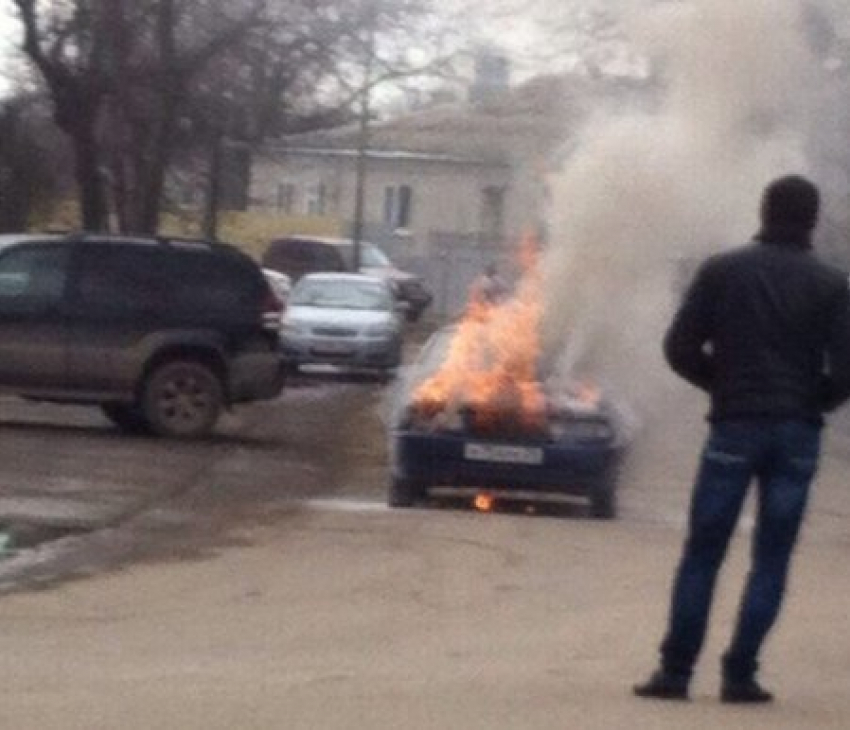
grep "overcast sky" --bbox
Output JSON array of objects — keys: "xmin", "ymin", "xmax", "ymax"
[{"xmin": 0, "ymin": 5, "xmax": 20, "ymax": 97}]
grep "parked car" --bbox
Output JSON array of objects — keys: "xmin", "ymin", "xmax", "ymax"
[
  {"xmin": 262, "ymin": 268, "xmax": 292, "ymax": 314},
  {"xmin": 280, "ymin": 272, "xmax": 403, "ymax": 379},
  {"xmin": 261, "ymin": 235, "xmax": 433, "ymax": 322},
  {"xmin": 0, "ymin": 232, "xmax": 284, "ymax": 437},
  {"xmin": 387, "ymin": 326, "xmax": 629, "ymax": 517}
]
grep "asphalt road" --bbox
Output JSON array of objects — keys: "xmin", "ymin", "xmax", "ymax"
[
  {"xmin": 0, "ymin": 370, "xmax": 392, "ymax": 592},
  {"xmin": 3, "ymin": 357, "xmax": 850, "ymax": 592},
  {"xmin": 2, "ymin": 349, "xmax": 850, "ymax": 729},
  {"xmin": 0, "ymin": 372, "xmax": 849, "ymax": 728}
]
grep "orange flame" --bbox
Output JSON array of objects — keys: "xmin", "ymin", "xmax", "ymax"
[
  {"xmin": 413, "ymin": 231, "xmax": 548, "ymax": 433},
  {"xmin": 474, "ymin": 493, "xmax": 496, "ymax": 512}
]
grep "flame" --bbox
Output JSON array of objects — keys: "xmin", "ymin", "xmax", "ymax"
[
  {"xmin": 570, "ymin": 381, "xmax": 601, "ymax": 408},
  {"xmin": 474, "ymin": 493, "xmax": 496, "ymax": 512},
  {"xmin": 413, "ymin": 232, "xmax": 548, "ymax": 433}
]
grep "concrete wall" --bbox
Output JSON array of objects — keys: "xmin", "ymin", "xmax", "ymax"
[
  {"xmin": 250, "ymin": 148, "xmax": 552, "ymax": 323},
  {"xmin": 249, "ymin": 152, "xmax": 522, "ymax": 257}
]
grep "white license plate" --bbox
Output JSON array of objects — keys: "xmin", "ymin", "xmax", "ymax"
[{"xmin": 463, "ymin": 442, "xmax": 543, "ymax": 465}]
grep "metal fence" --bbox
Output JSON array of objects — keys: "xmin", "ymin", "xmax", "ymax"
[{"xmin": 382, "ymin": 231, "xmax": 517, "ymax": 323}]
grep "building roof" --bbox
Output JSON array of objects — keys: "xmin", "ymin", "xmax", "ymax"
[{"xmin": 263, "ymin": 72, "xmax": 652, "ymax": 166}]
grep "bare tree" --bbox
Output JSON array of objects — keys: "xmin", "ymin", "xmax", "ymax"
[
  {"xmin": 100, "ymin": 0, "xmax": 266, "ymax": 233},
  {"xmin": 9, "ymin": 0, "xmax": 264, "ymax": 232},
  {"xmin": 13, "ymin": 0, "xmax": 114, "ymax": 230},
  {"xmin": 181, "ymin": 0, "xmax": 456, "ymax": 239},
  {"xmin": 8, "ymin": 0, "xmax": 454, "ymax": 235},
  {"xmin": 0, "ymin": 94, "xmax": 66, "ymax": 231}
]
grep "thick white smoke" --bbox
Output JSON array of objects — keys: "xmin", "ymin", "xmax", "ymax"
[{"xmin": 541, "ymin": 0, "xmax": 829, "ymax": 422}]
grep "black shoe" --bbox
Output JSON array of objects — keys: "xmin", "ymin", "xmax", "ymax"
[
  {"xmin": 633, "ymin": 670, "xmax": 690, "ymax": 701},
  {"xmin": 721, "ymin": 679, "xmax": 774, "ymax": 704}
]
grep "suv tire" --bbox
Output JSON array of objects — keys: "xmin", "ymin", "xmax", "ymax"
[
  {"xmin": 101, "ymin": 403, "xmax": 151, "ymax": 434},
  {"xmin": 141, "ymin": 360, "xmax": 223, "ymax": 438}
]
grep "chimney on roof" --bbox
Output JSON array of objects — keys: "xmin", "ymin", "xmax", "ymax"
[{"xmin": 469, "ymin": 49, "xmax": 511, "ymax": 106}]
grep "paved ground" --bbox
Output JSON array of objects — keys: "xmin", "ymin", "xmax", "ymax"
[
  {"xmin": 0, "ymin": 380, "xmax": 848, "ymax": 728},
  {"xmin": 0, "ymin": 489, "xmax": 848, "ymax": 729},
  {"xmin": 1, "ymin": 336, "xmax": 849, "ymax": 728}
]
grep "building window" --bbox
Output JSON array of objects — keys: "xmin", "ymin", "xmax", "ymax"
[
  {"xmin": 276, "ymin": 183, "xmax": 296, "ymax": 214},
  {"xmin": 305, "ymin": 183, "xmax": 327, "ymax": 215},
  {"xmin": 383, "ymin": 184, "xmax": 413, "ymax": 229}
]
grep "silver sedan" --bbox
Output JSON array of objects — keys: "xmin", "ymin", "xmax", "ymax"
[{"xmin": 280, "ymin": 272, "xmax": 403, "ymax": 379}]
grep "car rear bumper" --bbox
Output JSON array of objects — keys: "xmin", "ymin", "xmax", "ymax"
[
  {"xmin": 391, "ymin": 429, "xmax": 621, "ymax": 496},
  {"xmin": 281, "ymin": 336, "xmax": 401, "ymax": 369}
]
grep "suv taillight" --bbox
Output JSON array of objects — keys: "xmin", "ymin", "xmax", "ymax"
[{"xmin": 261, "ymin": 289, "xmax": 284, "ymax": 332}]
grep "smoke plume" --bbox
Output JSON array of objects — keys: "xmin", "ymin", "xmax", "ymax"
[{"xmin": 541, "ymin": 0, "xmax": 831, "ymax": 422}]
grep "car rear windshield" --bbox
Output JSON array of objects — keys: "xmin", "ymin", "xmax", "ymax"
[
  {"xmin": 338, "ymin": 242, "xmax": 391, "ymax": 269},
  {"xmin": 290, "ymin": 278, "xmax": 392, "ymax": 310}
]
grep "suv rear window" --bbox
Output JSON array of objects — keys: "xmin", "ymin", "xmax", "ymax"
[
  {"xmin": 262, "ymin": 238, "xmax": 393, "ymax": 278},
  {"xmin": 345, "ymin": 242, "xmax": 391, "ymax": 269},
  {"xmin": 0, "ymin": 244, "xmax": 69, "ymax": 304},
  {"xmin": 263, "ymin": 239, "xmax": 346, "ymax": 278},
  {"xmin": 164, "ymin": 249, "xmax": 263, "ymax": 313}
]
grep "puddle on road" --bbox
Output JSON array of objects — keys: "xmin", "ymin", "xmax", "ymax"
[{"xmin": 0, "ymin": 523, "xmax": 90, "ymax": 560}]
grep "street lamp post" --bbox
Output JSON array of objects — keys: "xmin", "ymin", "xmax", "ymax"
[{"xmin": 351, "ymin": 16, "xmax": 376, "ymax": 271}]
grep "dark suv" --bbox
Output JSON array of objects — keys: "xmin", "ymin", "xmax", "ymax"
[
  {"xmin": 0, "ymin": 232, "xmax": 284, "ymax": 437},
  {"xmin": 261, "ymin": 235, "xmax": 433, "ymax": 322}
]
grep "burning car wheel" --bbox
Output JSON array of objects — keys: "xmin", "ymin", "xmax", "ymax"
[
  {"xmin": 588, "ymin": 462, "xmax": 621, "ymax": 518},
  {"xmin": 388, "ymin": 476, "xmax": 425, "ymax": 508}
]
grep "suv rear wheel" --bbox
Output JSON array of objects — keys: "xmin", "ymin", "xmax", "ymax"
[{"xmin": 141, "ymin": 360, "xmax": 223, "ymax": 438}]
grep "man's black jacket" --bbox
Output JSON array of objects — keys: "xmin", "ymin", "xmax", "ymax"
[{"xmin": 664, "ymin": 238, "xmax": 850, "ymax": 422}]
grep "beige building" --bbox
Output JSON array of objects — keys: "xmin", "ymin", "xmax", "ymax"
[
  {"xmin": 249, "ymin": 73, "xmax": 626, "ymax": 253},
  {"xmin": 248, "ymin": 72, "xmax": 652, "ymax": 315},
  {"xmin": 251, "ymin": 146, "xmax": 514, "ymax": 256}
]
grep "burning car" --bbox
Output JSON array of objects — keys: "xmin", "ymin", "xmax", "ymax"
[{"xmin": 387, "ymin": 235, "xmax": 630, "ymax": 518}]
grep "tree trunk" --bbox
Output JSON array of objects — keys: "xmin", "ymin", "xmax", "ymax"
[
  {"xmin": 202, "ymin": 131, "xmax": 223, "ymax": 240},
  {"xmin": 117, "ymin": 0, "xmax": 177, "ymax": 235},
  {"xmin": 69, "ymin": 121, "xmax": 109, "ymax": 232},
  {"xmin": 139, "ymin": 115, "xmax": 176, "ymax": 234},
  {"xmin": 115, "ymin": 115, "xmax": 175, "ymax": 235}
]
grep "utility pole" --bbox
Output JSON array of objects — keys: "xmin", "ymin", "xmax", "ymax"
[{"xmin": 351, "ymin": 11, "xmax": 376, "ymax": 271}]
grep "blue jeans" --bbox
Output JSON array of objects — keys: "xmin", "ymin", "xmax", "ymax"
[{"xmin": 660, "ymin": 419, "xmax": 820, "ymax": 682}]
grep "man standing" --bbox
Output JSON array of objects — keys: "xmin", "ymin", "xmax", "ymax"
[{"xmin": 634, "ymin": 175, "xmax": 850, "ymax": 703}]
